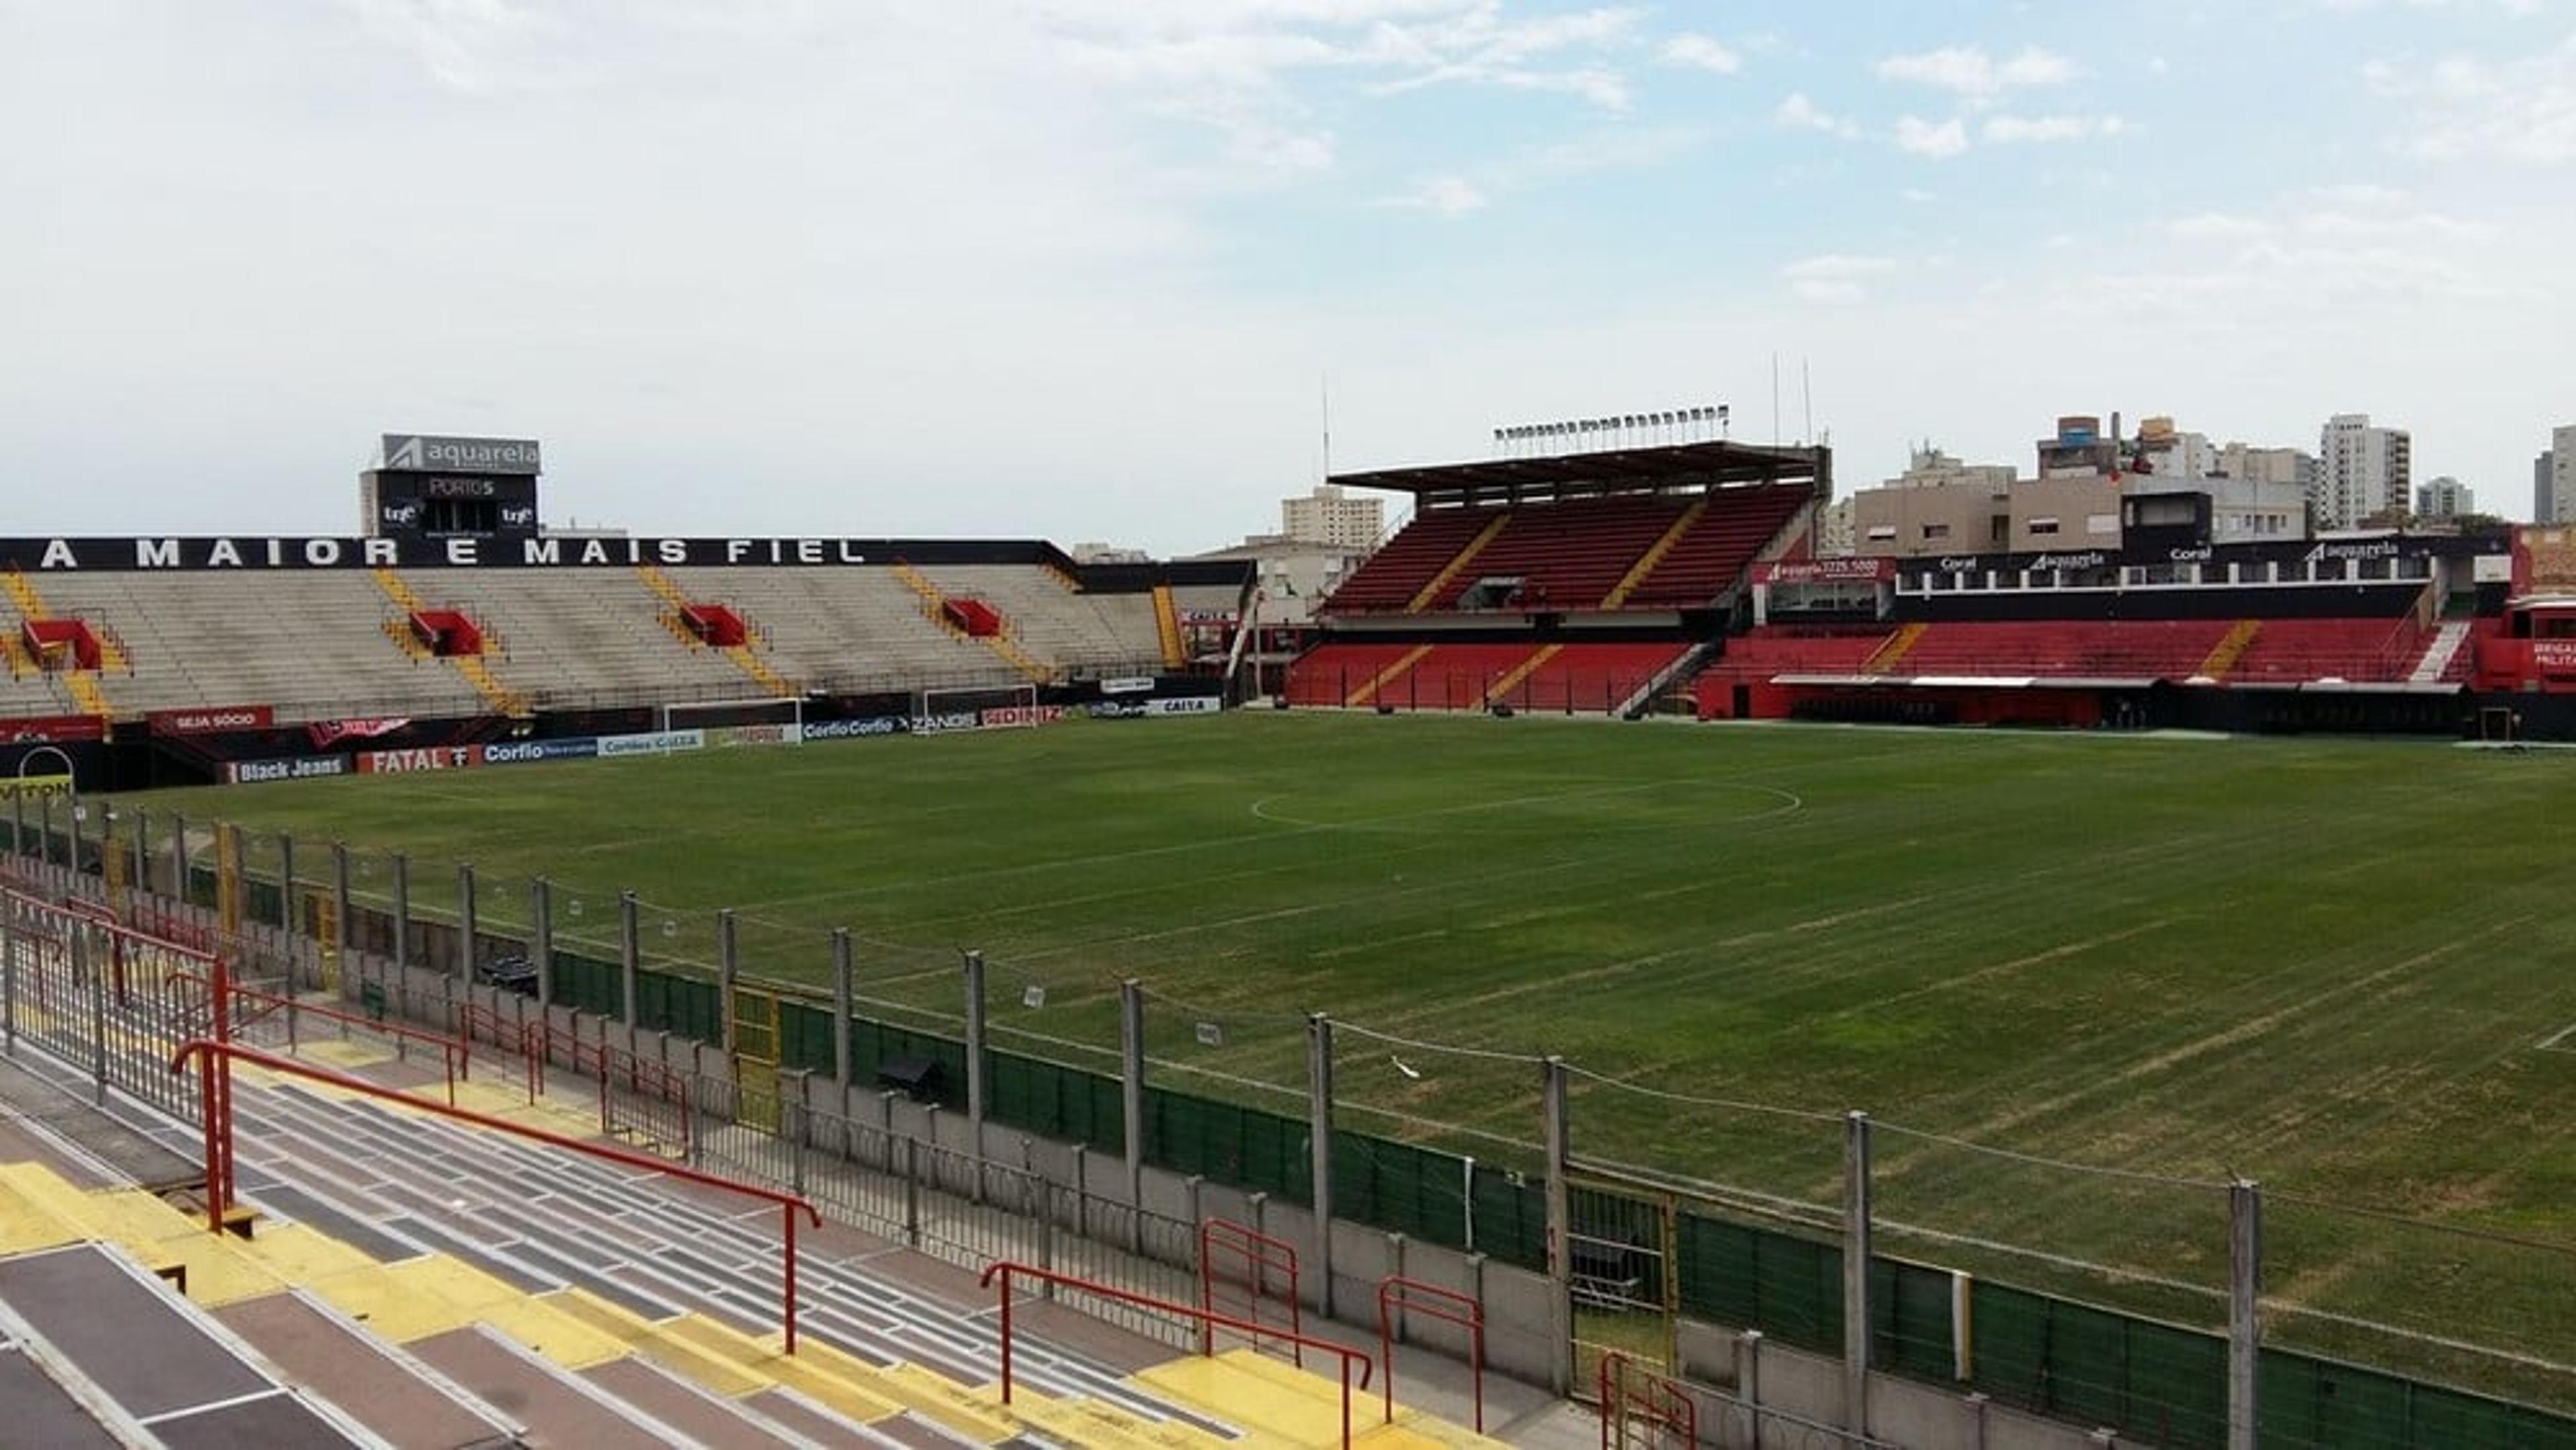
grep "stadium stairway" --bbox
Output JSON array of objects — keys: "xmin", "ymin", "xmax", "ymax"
[
  {"xmin": 1343, "ymin": 643, "xmax": 1436, "ymax": 707},
  {"xmin": 1, "ymin": 568, "xmax": 119, "ymax": 722},
  {"xmin": 1860, "ymin": 622, "xmax": 1926, "ymax": 675},
  {"xmin": 890, "ymin": 562, "xmax": 1054, "ymax": 683},
  {"xmin": 1480, "ymin": 643, "xmax": 1564, "ymax": 705},
  {"xmin": 1152, "ymin": 583, "xmax": 1188, "ymax": 668},
  {"xmin": 0, "ymin": 1031, "xmax": 1525, "ymax": 1450},
  {"xmin": 1405, "ymin": 513, "xmax": 1511, "ymax": 613},
  {"xmin": 2197, "ymin": 619, "xmax": 2263, "ymax": 680},
  {"xmin": 2409, "ymin": 619, "xmax": 2475, "ymax": 684},
  {"xmin": 368, "ymin": 567, "xmax": 531, "ymax": 717},
  {"xmin": 635, "ymin": 562, "xmax": 802, "ymax": 699},
  {"xmin": 1595, "ymin": 501, "xmax": 1705, "ymax": 611}
]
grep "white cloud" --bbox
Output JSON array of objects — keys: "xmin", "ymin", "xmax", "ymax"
[
  {"xmin": 1773, "ymin": 91, "xmax": 1856, "ymax": 137},
  {"xmin": 1899, "ymin": 187, "xmax": 1937, "ymax": 203},
  {"xmin": 1892, "ymin": 115, "xmax": 1969, "ymax": 158},
  {"xmin": 1358, "ymin": 5, "xmax": 1648, "ymax": 111},
  {"xmin": 1982, "ymin": 113, "xmax": 2131, "ymax": 143},
  {"xmin": 2166, "ymin": 213, "xmax": 2275, "ymax": 242},
  {"xmin": 1376, "ymin": 174, "xmax": 1489, "ymax": 213},
  {"xmin": 1781, "ymin": 252, "xmax": 1896, "ymax": 303},
  {"xmin": 1660, "ymin": 32, "xmax": 1741, "ymax": 74},
  {"xmin": 2307, "ymin": 182, "xmax": 2410, "ymax": 206},
  {"xmin": 1039, "ymin": 0, "xmax": 1652, "ymax": 173},
  {"xmin": 2363, "ymin": 37, "xmax": 2576, "ymax": 162},
  {"xmin": 1874, "ymin": 44, "xmax": 2079, "ymax": 103}
]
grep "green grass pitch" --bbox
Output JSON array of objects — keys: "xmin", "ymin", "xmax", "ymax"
[{"xmin": 125, "ymin": 712, "xmax": 2576, "ymax": 1397}]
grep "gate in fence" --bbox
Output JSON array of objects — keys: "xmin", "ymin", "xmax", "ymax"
[
  {"xmin": 727, "ymin": 981, "xmax": 782, "ymax": 1131},
  {"xmin": 1566, "ymin": 1166, "xmax": 1682, "ymax": 1398}
]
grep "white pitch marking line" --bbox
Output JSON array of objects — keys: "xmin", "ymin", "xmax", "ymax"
[{"xmin": 2537, "ymin": 1022, "xmax": 2576, "ymax": 1051}]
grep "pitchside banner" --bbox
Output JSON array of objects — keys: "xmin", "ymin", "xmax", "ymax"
[
  {"xmin": 0, "ymin": 774, "xmax": 74, "ymax": 800},
  {"xmin": 478, "ymin": 737, "xmax": 600, "ymax": 766},
  {"xmin": 596, "ymin": 729, "xmax": 706, "ymax": 758},
  {"xmin": 149, "ymin": 705, "xmax": 276, "ymax": 735},
  {"xmin": 226, "ymin": 756, "xmax": 354, "ymax": 784}
]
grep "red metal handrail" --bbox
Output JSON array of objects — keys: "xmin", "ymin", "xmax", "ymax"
[
  {"xmin": 170, "ymin": 1038, "xmax": 823, "ymax": 1352},
  {"xmin": 1199, "ymin": 1216, "xmax": 1302, "ymax": 1365},
  {"xmin": 1377, "ymin": 1275, "xmax": 1484, "ymax": 1433},
  {"xmin": 1597, "ymin": 1349, "xmax": 1696, "ymax": 1449},
  {"xmin": 979, "ymin": 1261, "xmax": 1374, "ymax": 1447},
  {"xmin": 533, "ymin": 1023, "xmax": 694, "ymax": 1153},
  {"xmin": 164, "ymin": 970, "xmax": 468, "ymax": 1107}
]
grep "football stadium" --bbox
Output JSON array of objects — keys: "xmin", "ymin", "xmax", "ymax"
[{"xmin": 2, "ymin": 433, "xmax": 2573, "ymax": 1449}]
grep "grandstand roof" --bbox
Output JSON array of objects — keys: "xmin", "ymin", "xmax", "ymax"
[{"xmin": 1329, "ymin": 440, "xmax": 1828, "ymax": 509}]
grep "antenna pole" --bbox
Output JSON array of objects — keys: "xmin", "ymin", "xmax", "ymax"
[{"xmin": 1321, "ymin": 374, "xmax": 1332, "ymax": 482}]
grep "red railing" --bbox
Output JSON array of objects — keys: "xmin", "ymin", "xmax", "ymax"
[
  {"xmin": 452, "ymin": 1006, "xmax": 693, "ymax": 1154},
  {"xmin": 1377, "ymin": 1276, "xmax": 1484, "ymax": 1433},
  {"xmin": 1199, "ymin": 1216, "xmax": 1302, "ymax": 1365},
  {"xmin": 531, "ymin": 1021, "xmax": 694, "ymax": 1157},
  {"xmin": 979, "ymin": 1261, "xmax": 1375, "ymax": 1447},
  {"xmin": 169, "ymin": 1038, "xmax": 823, "ymax": 1351},
  {"xmin": 456, "ymin": 1003, "xmax": 536, "ymax": 1099},
  {"xmin": 164, "ymin": 969, "xmax": 468, "ymax": 1106},
  {"xmin": 1597, "ymin": 1349, "xmax": 1697, "ymax": 1449}
]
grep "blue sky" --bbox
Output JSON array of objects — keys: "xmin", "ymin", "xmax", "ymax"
[{"xmin": 5, "ymin": 1, "xmax": 2571, "ymax": 550}]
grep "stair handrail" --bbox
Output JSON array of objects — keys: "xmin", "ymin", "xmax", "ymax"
[
  {"xmin": 978, "ymin": 1260, "xmax": 1375, "ymax": 1447},
  {"xmin": 172, "ymin": 1037, "xmax": 822, "ymax": 1351}
]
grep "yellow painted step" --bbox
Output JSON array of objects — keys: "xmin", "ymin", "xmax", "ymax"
[
  {"xmin": 308, "ymin": 1256, "xmax": 629, "ymax": 1367},
  {"xmin": 1344, "ymin": 644, "xmax": 1434, "ymax": 708},
  {"xmin": 1007, "ymin": 1390, "xmax": 1236, "ymax": 1450},
  {"xmin": 452, "ymin": 653, "xmax": 530, "ymax": 718},
  {"xmin": 1140, "ymin": 1349, "xmax": 1505, "ymax": 1449},
  {"xmin": 2198, "ymin": 619, "xmax": 2261, "ymax": 680},
  {"xmin": 788, "ymin": 1344, "xmax": 1020, "ymax": 1441},
  {"xmin": 543, "ymin": 1290, "xmax": 773, "ymax": 1398},
  {"xmin": 1860, "ymin": 621, "xmax": 1926, "ymax": 675},
  {"xmin": 651, "ymin": 1312, "xmax": 909, "ymax": 1425},
  {"xmin": 633, "ymin": 562, "xmax": 692, "ymax": 610},
  {"xmin": 1599, "ymin": 500, "xmax": 1707, "ymax": 610},
  {"xmin": 1406, "ymin": 513, "xmax": 1511, "ymax": 614},
  {"xmin": 0, "ymin": 1165, "xmax": 87, "ymax": 1255},
  {"xmin": 1480, "ymin": 643, "xmax": 1564, "ymax": 705},
  {"xmin": 721, "ymin": 643, "xmax": 800, "ymax": 698},
  {"xmin": 65, "ymin": 672, "xmax": 111, "ymax": 719},
  {"xmin": 1152, "ymin": 583, "xmax": 1187, "ymax": 668}
]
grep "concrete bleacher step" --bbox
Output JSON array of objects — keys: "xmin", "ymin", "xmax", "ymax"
[
  {"xmin": 1136, "ymin": 1347, "xmax": 1508, "ymax": 1450},
  {"xmin": 415, "ymin": 1320, "xmax": 712, "ymax": 1447},
  {"xmin": 214, "ymin": 1288, "xmax": 527, "ymax": 1449},
  {"xmin": 583, "ymin": 1354, "xmax": 837, "ymax": 1450},
  {"xmin": 0, "ymin": 1240, "xmax": 386, "ymax": 1446}
]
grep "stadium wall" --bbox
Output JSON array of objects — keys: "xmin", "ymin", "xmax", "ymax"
[{"xmin": 10, "ymin": 829, "xmax": 2569, "ymax": 1449}]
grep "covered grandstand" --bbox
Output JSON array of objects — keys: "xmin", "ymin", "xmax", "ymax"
[{"xmin": 1286, "ymin": 439, "xmax": 1831, "ymax": 717}]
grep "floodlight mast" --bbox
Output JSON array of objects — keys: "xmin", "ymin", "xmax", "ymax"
[{"xmin": 1487, "ymin": 402, "xmax": 1730, "ymax": 456}]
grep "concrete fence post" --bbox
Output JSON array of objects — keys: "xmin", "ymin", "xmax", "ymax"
[
  {"xmin": 831, "ymin": 929, "xmax": 853, "ymax": 1092},
  {"xmin": 1542, "ymin": 1054, "xmax": 1571, "ymax": 1396},
  {"xmin": 1844, "ymin": 1110, "xmax": 1874, "ymax": 1437},
  {"xmin": 1307, "ymin": 1012, "xmax": 1335, "ymax": 1319},
  {"xmin": 619, "ymin": 892, "xmax": 640, "ymax": 1043},
  {"xmin": 962, "ymin": 950, "xmax": 987, "ymax": 1156},
  {"xmin": 2229, "ymin": 1179, "xmax": 2263, "ymax": 1450},
  {"xmin": 456, "ymin": 863, "xmax": 477, "ymax": 978},
  {"xmin": 390, "ymin": 852, "xmax": 411, "ymax": 976},
  {"xmin": 331, "ymin": 842, "xmax": 352, "ymax": 1001}
]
